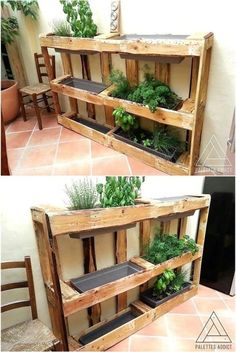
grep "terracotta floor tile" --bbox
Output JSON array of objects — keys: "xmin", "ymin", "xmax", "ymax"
[
  {"xmin": 215, "ymin": 316, "xmax": 236, "ymax": 342},
  {"xmin": 28, "ymin": 127, "xmax": 61, "ymax": 146},
  {"xmin": 6, "ymin": 116, "xmax": 36, "ymax": 133},
  {"xmin": 91, "ymin": 140, "xmax": 121, "ymax": 159},
  {"xmin": 35, "ymin": 113, "xmax": 59, "ymax": 129},
  {"xmin": 193, "ymin": 297, "xmax": 231, "ymax": 317},
  {"xmin": 128, "ymin": 157, "xmax": 166, "ymax": 175},
  {"xmin": 56, "ymin": 140, "xmax": 91, "ymax": 164},
  {"xmin": 6, "ymin": 131, "xmax": 32, "ymax": 149},
  {"xmin": 13, "ymin": 166, "xmax": 53, "ymax": 176},
  {"xmin": 53, "ymin": 161, "xmax": 91, "ymax": 175},
  {"xmin": 60, "ymin": 128, "xmax": 88, "ymax": 142},
  {"xmin": 18, "ymin": 145, "xmax": 57, "ymax": 169},
  {"xmin": 166, "ymin": 314, "xmax": 203, "ymax": 338},
  {"xmin": 170, "ymin": 299, "xmax": 197, "ymax": 315},
  {"xmin": 170, "ymin": 338, "xmax": 197, "ymax": 352},
  {"xmin": 136, "ymin": 316, "xmax": 167, "ymax": 336},
  {"xmin": 107, "ymin": 337, "xmax": 129, "ymax": 351},
  {"xmin": 7, "ymin": 149, "xmax": 24, "ymax": 171},
  {"xmin": 197, "ymin": 285, "xmax": 221, "ymax": 298},
  {"xmin": 223, "ymin": 298, "xmax": 236, "ymax": 314},
  {"xmin": 92, "ymin": 156, "xmax": 131, "ymax": 176},
  {"xmin": 130, "ymin": 336, "xmax": 170, "ymax": 352}
]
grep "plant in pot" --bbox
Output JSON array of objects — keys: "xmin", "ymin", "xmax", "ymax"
[
  {"xmin": 1, "ymin": 0, "xmax": 39, "ymax": 124},
  {"xmin": 140, "ymin": 269, "xmax": 191, "ymax": 308},
  {"xmin": 65, "ymin": 178, "xmax": 99, "ymax": 210},
  {"xmin": 112, "ymin": 107, "xmax": 183, "ymax": 162}
]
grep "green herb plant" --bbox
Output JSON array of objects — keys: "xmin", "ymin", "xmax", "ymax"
[
  {"xmin": 65, "ymin": 178, "xmax": 98, "ymax": 210},
  {"xmin": 144, "ymin": 234, "xmax": 198, "ymax": 265},
  {"xmin": 1, "ymin": 0, "xmax": 39, "ymax": 44},
  {"xmin": 109, "ymin": 70, "xmax": 181, "ymax": 113},
  {"xmin": 151, "ymin": 128, "xmax": 180, "ymax": 152},
  {"xmin": 113, "ymin": 107, "xmax": 139, "ymax": 133},
  {"xmin": 60, "ymin": 0, "xmax": 97, "ymax": 38},
  {"xmin": 153, "ymin": 269, "xmax": 187, "ymax": 298},
  {"xmin": 97, "ymin": 176, "xmax": 144, "ymax": 208},
  {"xmin": 52, "ymin": 19, "xmax": 71, "ymax": 36}
]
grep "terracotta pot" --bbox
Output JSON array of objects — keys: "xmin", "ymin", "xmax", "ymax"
[{"xmin": 1, "ymin": 80, "xmax": 20, "ymax": 124}]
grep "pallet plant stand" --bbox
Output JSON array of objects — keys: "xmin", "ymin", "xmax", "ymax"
[
  {"xmin": 40, "ymin": 31, "xmax": 213, "ymax": 175},
  {"xmin": 31, "ymin": 195, "xmax": 210, "ymax": 351}
]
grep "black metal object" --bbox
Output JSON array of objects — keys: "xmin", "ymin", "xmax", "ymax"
[
  {"xmin": 140, "ymin": 283, "xmax": 192, "ymax": 308},
  {"xmin": 113, "ymin": 128, "xmax": 181, "ymax": 162},
  {"xmin": 71, "ymin": 261, "xmax": 143, "ymax": 293},
  {"xmin": 73, "ymin": 116, "xmax": 111, "ymax": 134},
  {"xmin": 62, "ymin": 77, "xmax": 107, "ymax": 94},
  {"xmin": 79, "ymin": 310, "xmax": 141, "ymax": 345}
]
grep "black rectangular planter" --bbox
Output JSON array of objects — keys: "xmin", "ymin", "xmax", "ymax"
[
  {"xmin": 73, "ymin": 116, "xmax": 111, "ymax": 134},
  {"xmin": 62, "ymin": 77, "xmax": 107, "ymax": 94},
  {"xmin": 79, "ymin": 310, "xmax": 141, "ymax": 345},
  {"xmin": 140, "ymin": 282, "xmax": 192, "ymax": 308},
  {"xmin": 114, "ymin": 128, "xmax": 181, "ymax": 162},
  {"xmin": 71, "ymin": 261, "xmax": 144, "ymax": 293}
]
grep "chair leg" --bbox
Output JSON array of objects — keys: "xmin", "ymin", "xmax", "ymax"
[
  {"xmin": 43, "ymin": 93, "xmax": 51, "ymax": 113},
  {"xmin": 18, "ymin": 90, "xmax": 27, "ymax": 121},
  {"xmin": 32, "ymin": 94, "xmax": 43, "ymax": 130}
]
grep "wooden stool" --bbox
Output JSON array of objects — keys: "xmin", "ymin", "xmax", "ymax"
[{"xmin": 19, "ymin": 53, "xmax": 55, "ymax": 130}]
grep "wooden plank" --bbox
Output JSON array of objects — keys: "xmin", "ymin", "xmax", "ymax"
[
  {"xmin": 1, "ymin": 261, "xmax": 25, "ymax": 269},
  {"xmin": 1, "ymin": 281, "xmax": 28, "ymax": 291},
  {"xmin": 25, "ymin": 256, "xmax": 38, "ymax": 319},
  {"xmin": 63, "ymin": 249, "xmax": 202, "ymax": 316},
  {"xmin": 139, "ymin": 220, "xmax": 151, "ymax": 292},
  {"xmin": 125, "ymin": 59, "xmax": 138, "ymax": 86},
  {"xmin": 80, "ymin": 55, "xmax": 96, "ymax": 119},
  {"xmin": 83, "ymin": 238, "xmax": 101, "ymax": 326},
  {"xmin": 115, "ymin": 230, "xmax": 127, "ymax": 312},
  {"xmin": 60, "ymin": 52, "xmax": 78, "ymax": 114},
  {"xmin": 178, "ymin": 217, "xmax": 188, "ymax": 239},
  {"xmin": 130, "ymin": 257, "xmax": 155, "ymax": 270},
  {"xmin": 1, "ymin": 300, "xmax": 31, "ymax": 312},
  {"xmin": 100, "ymin": 52, "xmax": 114, "ymax": 126},
  {"xmin": 189, "ymin": 57, "xmax": 199, "ymax": 100},
  {"xmin": 155, "ymin": 63, "xmax": 170, "ymax": 85},
  {"xmin": 130, "ymin": 300, "xmax": 152, "ymax": 313},
  {"xmin": 60, "ymin": 281, "xmax": 79, "ymax": 301}
]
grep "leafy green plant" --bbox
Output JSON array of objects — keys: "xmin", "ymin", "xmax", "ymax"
[
  {"xmin": 65, "ymin": 178, "xmax": 98, "ymax": 210},
  {"xmin": 144, "ymin": 234, "xmax": 198, "ymax": 265},
  {"xmin": 96, "ymin": 176, "xmax": 144, "ymax": 208},
  {"xmin": 153, "ymin": 269, "xmax": 187, "ymax": 298},
  {"xmin": 109, "ymin": 70, "xmax": 181, "ymax": 113},
  {"xmin": 113, "ymin": 107, "xmax": 139, "ymax": 133},
  {"xmin": 60, "ymin": 0, "xmax": 97, "ymax": 38},
  {"xmin": 52, "ymin": 19, "xmax": 71, "ymax": 36},
  {"xmin": 1, "ymin": 0, "xmax": 39, "ymax": 44},
  {"xmin": 152, "ymin": 128, "xmax": 180, "ymax": 152}
]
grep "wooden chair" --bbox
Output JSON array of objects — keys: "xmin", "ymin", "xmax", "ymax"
[
  {"xmin": 1, "ymin": 256, "xmax": 61, "ymax": 351},
  {"xmin": 18, "ymin": 53, "xmax": 56, "ymax": 130}
]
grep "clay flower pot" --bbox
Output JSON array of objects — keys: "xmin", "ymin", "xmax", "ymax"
[{"xmin": 1, "ymin": 80, "xmax": 20, "ymax": 124}]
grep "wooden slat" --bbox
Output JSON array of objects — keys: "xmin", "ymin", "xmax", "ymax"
[
  {"xmin": 1, "ymin": 261, "xmax": 25, "ymax": 269},
  {"xmin": 83, "ymin": 238, "xmax": 101, "ymax": 326},
  {"xmin": 189, "ymin": 57, "xmax": 199, "ymax": 100},
  {"xmin": 139, "ymin": 220, "xmax": 151, "ymax": 292},
  {"xmin": 100, "ymin": 52, "xmax": 114, "ymax": 126},
  {"xmin": 130, "ymin": 300, "xmax": 152, "ymax": 314},
  {"xmin": 80, "ymin": 55, "xmax": 96, "ymax": 119},
  {"xmin": 115, "ymin": 229, "xmax": 127, "ymax": 312},
  {"xmin": 178, "ymin": 217, "xmax": 188, "ymax": 239},
  {"xmin": 125, "ymin": 59, "xmax": 138, "ymax": 86},
  {"xmin": 25, "ymin": 256, "xmax": 38, "ymax": 319},
  {"xmin": 130, "ymin": 257, "xmax": 155, "ymax": 270},
  {"xmin": 1, "ymin": 281, "xmax": 28, "ymax": 291},
  {"xmin": 60, "ymin": 52, "xmax": 78, "ymax": 114},
  {"xmin": 1, "ymin": 300, "xmax": 31, "ymax": 312},
  {"xmin": 155, "ymin": 63, "xmax": 170, "ymax": 85},
  {"xmin": 63, "ymin": 249, "xmax": 202, "ymax": 316},
  {"xmin": 60, "ymin": 281, "xmax": 79, "ymax": 301}
]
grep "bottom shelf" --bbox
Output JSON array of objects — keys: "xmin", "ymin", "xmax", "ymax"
[
  {"xmin": 57, "ymin": 113, "xmax": 190, "ymax": 175},
  {"xmin": 70, "ymin": 285, "xmax": 198, "ymax": 351}
]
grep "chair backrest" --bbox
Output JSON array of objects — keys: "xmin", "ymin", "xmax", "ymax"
[
  {"xmin": 34, "ymin": 53, "xmax": 56, "ymax": 83},
  {"xmin": 1, "ymin": 256, "xmax": 38, "ymax": 320}
]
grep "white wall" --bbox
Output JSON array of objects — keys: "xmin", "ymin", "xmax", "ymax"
[
  {"xmin": 12, "ymin": 0, "xmax": 236, "ymax": 168},
  {"xmin": 1, "ymin": 176, "xmax": 204, "ymax": 333}
]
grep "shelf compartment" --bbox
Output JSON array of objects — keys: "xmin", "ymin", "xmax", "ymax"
[
  {"xmin": 71, "ymin": 261, "xmax": 144, "ymax": 293},
  {"xmin": 46, "ymin": 194, "xmax": 210, "ymax": 237},
  {"xmin": 72, "ymin": 285, "xmax": 197, "ymax": 351},
  {"xmin": 62, "ymin": 249, "xmax": 202, "ymax": 316}
]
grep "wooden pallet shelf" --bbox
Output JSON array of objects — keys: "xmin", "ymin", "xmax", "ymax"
[
  {"xmin": 32, "ymin": 194, "xmax": 210, "ymax": 350},
  {"xmin": 41, "ymin": 31, "xmax": 213, "ymax": 175}
]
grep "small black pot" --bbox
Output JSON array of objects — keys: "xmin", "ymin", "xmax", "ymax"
[
  {"xmin": 114, "ymin": 128, "xmax": 181, "ymax": 162},
  {"xmin": 140, "ymin": 282, "xmax": 192, "ymax": 308}
]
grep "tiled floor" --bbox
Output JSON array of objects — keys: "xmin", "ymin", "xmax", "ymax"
[
  {"xmin": 108, "ymin": 285, "xmax": 235, "ymax": 352},
  {"xmin": 5, "ymin": 110, "xmax": 166, "ymax": 176}
]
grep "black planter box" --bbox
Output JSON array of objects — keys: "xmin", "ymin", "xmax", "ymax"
[
  {"xmin": 71, "ymin": 261, "xmax": 143, "ymax": 293},
  {"xmin": 114, "ymin": 128, "xmax": 181, "ymax": 162},
  {"xmin": 140, "ymin": 282, "xmax": 192, "ymax": 308},
  {"xmin": 73, "ymin": 116, "xmax": 111, "ymax": 134},
  {"xmin": 79, "ymin": 310, "xmax": 141, "ymax": 345},
  {"xmin": 62, "ymin": 77, "xmax": 107, "ymax": 94}
]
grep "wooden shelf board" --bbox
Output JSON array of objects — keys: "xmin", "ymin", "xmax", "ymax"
[{"xmin": 61, "ymin": 249, "xmax": 202, "ymax": 317}]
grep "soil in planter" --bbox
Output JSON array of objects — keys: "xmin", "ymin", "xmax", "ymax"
[
  {"xmin": 79, "ymin": 310, "xmax": 141, "ymax": 345},
  {"xmin": 114, "ymin": 128, "xmax": 182, "ymax": 162},
  {"xmin": 73, "ymin": 116, "xmax": 111, "ymax": 134},
  {"xmin": 140, "ymin": 282, "xmax": 192, "ymax": 308},
  {"xmin": 62, "ymin": 77, "xmax": 107, "ymax": 94}
]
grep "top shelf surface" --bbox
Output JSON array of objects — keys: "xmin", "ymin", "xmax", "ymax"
[
  {"xmin": 31, "ymin": 195, "xmax": 210, "ymax": 237},
  {"xmin": 39, "ymin": 32, "xmax": 213, "ymax": 56}
]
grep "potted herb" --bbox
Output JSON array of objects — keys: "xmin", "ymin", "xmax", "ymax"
[
  {"xmin": 112, "ymin": 107, "xmax": 183, "ymax": 162},
  {"xmin": 140, "ymin": 269, "xmax": 191, "ymax": 308},
  {"xmin": 65, "ymin": 178, "xmax": 99, "ymax": 210}
]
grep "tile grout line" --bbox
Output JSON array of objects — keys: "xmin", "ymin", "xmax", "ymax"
[
  {"xmin": 89, "ymin": 140, "xmax": 92, "ymax": 176},
  {"xmin": 215, "ymin": 291, "xmax": 234, "ymax": 314},
  {"xmin": 191, "ymin": 296, "xmax": 206, "ymax": 325},
  {"xmin": 51, "ymin": 126, "xmax": 63, "ymax": 176},
  {"xmin": 125, "ymin": 156, "xmax": 132, "ymax": 176}
]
